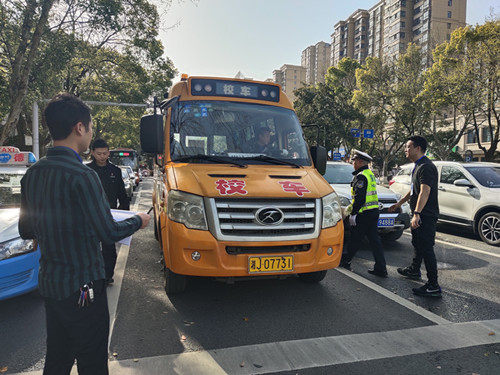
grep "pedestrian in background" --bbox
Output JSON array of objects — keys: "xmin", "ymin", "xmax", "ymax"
[
  {"xmin": 389, "ymin": 135, "xmax": 441, "ymax": 298},
  {"xmin": 88, "ymin": 138, "xmax": 130, "ymax": 284},
  {"xmin": 340, "ymin": 150, "xmax": 388, "ymax": 277},
  {"xmin": 19, "ymin": 93, "xmax": 151, "ymax": 374}
]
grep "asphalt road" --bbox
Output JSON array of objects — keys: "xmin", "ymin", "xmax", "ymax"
[{"xmin": 2, "ymin": 177, "xmax": 500, "ymax": 374}]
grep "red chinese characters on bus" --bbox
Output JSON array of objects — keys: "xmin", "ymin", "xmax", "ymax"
[
  {"xmin": 215, "ymin": 179, "xmax": 248, "ymax": 195},
  {"xmin": 278, "ymin": 181, "xmax": 310, "ymax": 197}
]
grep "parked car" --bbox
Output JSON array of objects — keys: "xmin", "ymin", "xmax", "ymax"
[
  {"xmin": 120, "ymin": 165, "xmax": 137, "ymax": 190},
  {"xmin": 389, "ymin": 161, "xmax": 500, "ymax": 246},
  {"xmin": 120, "ymin": 168, "xmax": 133, "ymax": 201},
  {"xmin": 0, "ymin": 147, "xmax": 41, "ymax": 300},
  {"xmin": 324, "ymin": 161, "xmax": 411, "ymax": 241}
]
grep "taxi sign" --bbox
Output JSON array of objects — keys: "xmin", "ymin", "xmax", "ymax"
[{"xmin": 0, "ymin": 147, "xmax": 37, "ymax": 165}]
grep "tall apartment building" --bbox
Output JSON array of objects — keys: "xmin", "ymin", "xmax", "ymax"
[
  {"xmin": 272, "ymin": 64, "xmax": 306, "ymax": 102},
  {"xmin": 331, "ymin": 10, "xmax": 370, "ymax": 66},
  {"xmin": 301, "ymin": 41, "xmax": 331, "ymax": 85},
  {"xmin": 332, "ymin": 0, "xmax": 466, "ymax": 66}
]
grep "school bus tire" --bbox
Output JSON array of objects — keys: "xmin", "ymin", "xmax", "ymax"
[
  {"xmin": 153, "ymin": 214, "xmax": 159, "ymax": 241},
  {"xmin": 164, "ymin": 266, "xmax": 187, "ymax": 294},
  {"xmin": 298, "ymin": 270, "xmax": 327, "ymax": 283}
]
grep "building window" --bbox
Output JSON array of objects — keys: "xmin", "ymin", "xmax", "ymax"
[
  {"xmin": 401, "ymin": 10, "xmax": 406, "ymax": 17},
  {"xmin": 401, "ymin": 21, "xmax": 406, "ymax": 27},
  {"xmin": 482, "ymin": 128, "xmax": 492, "ymax": 143},
  {"xmin": 466, "ymin": 130, "xmax": 477, "ymax": 144},
  {"xmin": 400, "ymin": 32, "xmax": 406, "ymax": 38},
  {"xmin": 448, "ymin": 11, "xmax": 452, "ymax": 18},
  {"xmin": 401, "ymin": 0, "xmax": 406, "ymax": 6},
  {"xmin": 448, "ymin": 0, "xmax": 452, "ymax": 6},
  {"xmin": 447, "ymin": 23, "xmax": 452, "ymax": 29}
]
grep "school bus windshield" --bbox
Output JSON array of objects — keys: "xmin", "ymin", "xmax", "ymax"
[{"xmin": 169, "ymin": 101, "xmax": 312, "ymax": 166}]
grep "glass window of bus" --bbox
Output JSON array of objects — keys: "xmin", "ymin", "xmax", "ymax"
[{"xmin": 170, "ymin": 101, "xmax": 311, "ymax": 165}]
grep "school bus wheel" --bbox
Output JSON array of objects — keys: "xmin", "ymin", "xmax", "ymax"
[
  {"xmin": 298, "ymin": 270, "xmax": 328, "ymax": 283},
  {"xmin": 164, "ymin": 266, "xmax": 187, "ymax": 294}
]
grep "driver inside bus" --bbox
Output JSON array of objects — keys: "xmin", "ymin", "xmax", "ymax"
[{"xmin": 247, "ymin": 127, "xmax": 272, "ymax": 154}]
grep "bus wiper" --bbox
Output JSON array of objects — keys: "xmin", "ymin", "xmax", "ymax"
[
  {"xmin": 237, "ymin": 155, "xmax": 301, "ymax": 168},
  {"xmin": 173, "ymin": 154, "xmax": 247, "ymax": 168}
]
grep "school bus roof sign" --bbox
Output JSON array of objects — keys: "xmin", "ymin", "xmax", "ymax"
[{"xmin": 190, "ymin": 78, "xmax": 280, "ymax": 103}]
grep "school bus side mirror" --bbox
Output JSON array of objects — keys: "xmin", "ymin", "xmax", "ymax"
[
  {"xmin": 310, "ymin": 145, "xmax": 327, "ymax": 175},
  {"xmin": 140, "ymin": 114, "xmax": 164, "ymax": 154}
]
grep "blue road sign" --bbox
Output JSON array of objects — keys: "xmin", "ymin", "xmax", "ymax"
[
  {"xmin": 363, "ymin": 129, "xmax": 374, "ymax": 139},
  {"xmin": 351, "ymin": 128, "xmax": 360, "ymax": 138},
  {"xmin": 333, "ymin": 152, "xmax": 341, "ymax": 161}
]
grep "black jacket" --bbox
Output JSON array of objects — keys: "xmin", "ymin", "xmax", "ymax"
[{"xmin": 87, "ymin": 160, "xmax": 130, "ymax": 210}]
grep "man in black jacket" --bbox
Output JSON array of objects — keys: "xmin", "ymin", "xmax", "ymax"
[{"xmin": 88, "ymin": 139, "xmax": 130, "ymax": 284}]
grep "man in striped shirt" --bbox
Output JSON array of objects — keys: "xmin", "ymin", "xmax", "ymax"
[{"xmin": 19, "ymin": 93, "xmax": 150, "ymax": 375}]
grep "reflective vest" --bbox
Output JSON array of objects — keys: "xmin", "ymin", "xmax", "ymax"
[{"xmin": 351, "ymin": 168, "xmax": 379, "ymax": 213}]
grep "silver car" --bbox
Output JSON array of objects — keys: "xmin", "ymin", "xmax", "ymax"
[
  {"xmin": 120, "ymin": 168, "xmax": 133, "ymax": 201},
  {"xmin": 324, "ymin": 161, "xmax": 411, "ymax": 241},
  {"xmin": 390, "ymin": 161, "xmax": 500, "ymax": 246}
]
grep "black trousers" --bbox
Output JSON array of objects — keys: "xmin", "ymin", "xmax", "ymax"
[
  {"xmin": 410, "ymin": 215, "xmax": 439, "ymax": 285},
  {"xmin": 101, "ymin": 243, "xmax": 117, "ymax": 280},
  {"xmin": 343, "ymin": 208, "xmax": 387, "ymax": 272},
  {"xmin": 43, "ymin": 280, "xmax": 109, "ymax": 375}
]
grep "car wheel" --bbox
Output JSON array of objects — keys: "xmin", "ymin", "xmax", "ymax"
[
  {"xmin": 477, "ymin": 212, "xmax": 500, "ymax": 246},
  {"xmin": 298, "ymin": 270, "xmax": 327, "ymax": 283},
  {"xmin": 164, "ymin": 266, "xmax": 187, "ymax": 294},
  {"xmin": 381, "ymin": 230, "xmax": 403, "ymax": 242}
]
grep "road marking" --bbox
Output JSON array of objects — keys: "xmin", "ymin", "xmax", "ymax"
[
  {"xmin": 335, "ymin": 268, "xmax": 450, "ymax": 325},
  {"xmin": 15, "ymin": 319, "xmax": 500, "ymax": 375},
  {"xmin": 403, "ymin": 231, "xmax": 500, "ymax": 258},
  {"xmin": 108, "ymin": 186, "xmax": 144, "ymax": 344}
]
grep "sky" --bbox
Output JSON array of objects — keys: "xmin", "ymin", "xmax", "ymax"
[{"xmin": 160, "ymin": 0, "xmax": 498, "ymax": 82}]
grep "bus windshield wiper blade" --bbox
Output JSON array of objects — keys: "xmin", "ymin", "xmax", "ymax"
[
  {"xmin": 237, "ymin": 155, "xmax": 301, "ymax": 168},
  {"xmin": 173, "ymin": 154, "xmax": 246, "ymax": 168}
]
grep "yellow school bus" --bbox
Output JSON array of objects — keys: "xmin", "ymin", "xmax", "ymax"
[{"xmin": 140, "ymin": 75, "xmax": 344, "ymax": 293}]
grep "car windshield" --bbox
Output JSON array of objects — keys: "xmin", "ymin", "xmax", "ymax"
[
  {"xmin": 169, "ymin": 101, "xmax": 312, "ymax": 166},
  {"xmin": 0, "ymin": 172, "xmax": 23, "ymax": 208},
  {"xmin": 323, "ymin": 164, "xmax": 354, "ymax": 184},
  {"xmin": 465, "ymin": 166, "xmax": 500, "ymax": 188}
]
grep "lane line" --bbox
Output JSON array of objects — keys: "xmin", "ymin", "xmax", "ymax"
[
  {"xmin": 335, "ymin": 268, "xmax": 450, "ymax": 325},
  {"xmin": 403, "ymin": 231, "xmax": 500, "ymax": 258}
]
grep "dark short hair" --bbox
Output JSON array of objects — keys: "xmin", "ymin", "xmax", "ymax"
[
  {"xmin": 43, "ymin": 93, "xmax": 91, "ymax": 140},
  {"xmin": 257, "ymin": 127, "xmax": 271, "ymax": 135},
  {"xmin": 408, "ymin": 135, "xmax": 427, "ymax": 152},
  {"xmin": 92, "ymin": 139, "xmax": 109, "ymax": 150}
]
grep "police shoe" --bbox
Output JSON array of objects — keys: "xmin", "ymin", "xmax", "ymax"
[{"xmin": 367, "ymin": 269, "xmax": 388, "ymax": 277}]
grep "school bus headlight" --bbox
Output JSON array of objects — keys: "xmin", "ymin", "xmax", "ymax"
[
  {"xmin": 167, "ymin": 190, "xmax": 208, "ymax": 230},
  {"xmin": 322, "ymin": 192, "xmax": 343, "ymax": 229}
]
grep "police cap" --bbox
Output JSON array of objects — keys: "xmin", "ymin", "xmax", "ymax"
[{"xmin": 351, "ymin": 149, "xmax": 372, "ymax": 162}]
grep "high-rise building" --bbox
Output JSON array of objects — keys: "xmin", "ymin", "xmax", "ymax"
[
  {"xmin": 331, "ymin": 10, "xmax": 370, "ymax": 66},
  {"xmin": 272, "ymin": 64, "xmax": 306, "ymax": 102},
  {"xmin": 301, "ymin": 41, "xmax": 331, "ymax": 85}
]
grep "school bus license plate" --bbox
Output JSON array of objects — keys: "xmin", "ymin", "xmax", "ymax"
[{"xmin": 248, "ymin": 255, "xmax": 294, "ymax": 273}]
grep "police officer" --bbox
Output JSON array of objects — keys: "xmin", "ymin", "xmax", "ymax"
[
  {"xmin": 340, "ymin": 150, "xmax": 387, "ymax": 277},
  {"xmin": 88, "ymin": 139, "xmax": 130, "ymax": 284}
]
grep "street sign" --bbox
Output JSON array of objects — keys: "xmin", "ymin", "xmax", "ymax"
[
  {"xmin": 333, "ymin": 152, "xmax": 341, "ymax": 161},
  {"xmin": 363, "ymin": 129, "xmax": 374, "ymax": 139},
  {"xmin": 351, "ymin": 128, "xmax": 360, "ymax": 138}
]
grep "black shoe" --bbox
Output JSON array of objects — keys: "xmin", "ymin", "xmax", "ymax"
[
  {"xmin": 397, "ymin": 267, "xmax": 421, "ymax": 280},
  {"xmin": 412, "ymin": 283, "xmax": 442, "ymax": 298},
  {"xmin": 339, "ymin": 261, "xmax": 351, "ymax": 271},
  {"xmin": 368, "ymin": 269, "xmax": 388, "ymax": 277}
]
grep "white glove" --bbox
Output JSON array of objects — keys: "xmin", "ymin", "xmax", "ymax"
[{"xmin": 349, "ymin": 214, "xmax": 357, "ymax": 227}]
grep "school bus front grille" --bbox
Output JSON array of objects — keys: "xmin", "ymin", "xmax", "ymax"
[{"xmin": 206, "ymin": 198, "xmax": 321, "ymax": 242}]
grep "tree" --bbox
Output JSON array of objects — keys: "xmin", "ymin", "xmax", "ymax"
[
  {"xmin": 425, "ymin": 21, "xmax": 500, "ymax": 161},
  {"xmin": 0, "ymin": 0, "xmax": 180, "ymax": 146},
  {"xmin": 294, "ymin": 58, "xmax": 364, "ymax": 158}
]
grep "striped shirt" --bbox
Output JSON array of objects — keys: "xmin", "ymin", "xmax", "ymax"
[{"xmin": 19, "ymin": 147, "xmax": 142, "ymax": 300}]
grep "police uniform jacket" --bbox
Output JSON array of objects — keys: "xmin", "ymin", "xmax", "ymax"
[
  {"xmin": 88, "ymin": 160, "xmax": 129, "ymax": 210},
  {"xmin": 350, "ymin": 165, "xmax": 377, "ymax": 215}
]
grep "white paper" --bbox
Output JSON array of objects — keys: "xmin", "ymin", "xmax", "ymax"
[{"xmin": 110, "ymin": 209, "xmax": 137, "ymax": 246}]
